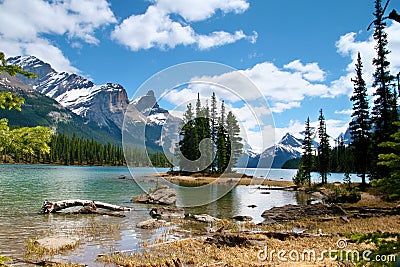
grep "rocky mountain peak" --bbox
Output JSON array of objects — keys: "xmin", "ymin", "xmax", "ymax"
[
  {"xmin": 279, "ymin": 132, "xmax": 303, "ymax": 148},
  {"xmin": 132, "ymin": 90, "xmax": 168, "ymax": 116}
]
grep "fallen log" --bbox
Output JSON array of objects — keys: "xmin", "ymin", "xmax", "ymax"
[{"xmin": 41, "ymin": 200, "xmax": 131, "ymax": 214}]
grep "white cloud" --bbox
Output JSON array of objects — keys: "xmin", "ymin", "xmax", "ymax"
[
  {"xmin": 239, "ymin": 62, "xmax": 331, "ymax": 112},
  {"xmin": 197, "ymin": 30, "xmax": 248, "ymax": 50},
  {"xmin": 0, "ymin": 0, "xmax": 116, "ymax": 72},
  {"xmin": 284, "ymin": 60, "xmax": 326, "ymax": 82},
  {"xmin": 111, "ymin": 0, "xmax": 255, "ymax": 51},
  {"xmin": 156, "ymin": 0, "xmax": 249, "ymax": 22}
]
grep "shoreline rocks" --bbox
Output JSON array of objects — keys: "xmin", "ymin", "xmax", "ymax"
[
  {"xmin": 193, "ymin": 214, "xmax": 220, "ymax": 223},
  {"xmin": 132, "ymin": 186, "xmax": 177, "ymax": 205},
  {"xmin": 261, "ymin": 202, "xmax": 346, "ymax": 223},
  {"xmin": 136, "ymin": 219, "xmax": 166, "ymax": 229},
  {"xmin": 34, "ymin": 237, "xmax": 79, "ymax": 251},
  {"xmin": 149, "ymin": 206, "xmax": 185, "ymax": 219},
  {"xmin": 233, "ymin": 215, "xmax": 253, "ymax": 221}
]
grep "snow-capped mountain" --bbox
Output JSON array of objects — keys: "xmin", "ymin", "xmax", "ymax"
[
  {"xmin": 0, "ymin": 72, "xmax": 122, "ymax": 143},
  {"xmin": 259, "ymin": 133, "xmax": 303, "ymax": 168},
  {"xmin": 7, "ymin": 55, "xmax": 181, "ymax": 151},
  {"xmin": 337, "ymin": 128, "xmax": 352, "ymax": 145},
  {"xmin": 237, "ymin": 132, "xmax": 304, "ymax": 168},
  {"xmin": 7, "ymin": 56, "xmax": 130, "ymax": 130}
]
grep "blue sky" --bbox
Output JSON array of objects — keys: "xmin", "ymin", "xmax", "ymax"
[{"xmin": 0, "ymin": 0, "xmax": 399, "ymax": 151}]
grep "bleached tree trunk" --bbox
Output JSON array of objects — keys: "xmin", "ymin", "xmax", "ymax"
[{"xmin": 41, "ymin": 200, "xmax": 131, "ymax": 214}]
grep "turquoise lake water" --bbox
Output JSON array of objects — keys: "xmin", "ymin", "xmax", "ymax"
[{"xmin": 0, "ymin": 165, "xmax": 360, "ymax": 265}]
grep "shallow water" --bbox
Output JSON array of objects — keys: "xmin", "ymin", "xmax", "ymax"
[{"xmin": 0, "ymin": 165, "xmax": 359, "ymax": 265}]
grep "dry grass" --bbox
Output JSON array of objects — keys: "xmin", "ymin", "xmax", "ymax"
[
  {"xmin": 99, "ymin": 196, "xmax": 400, "ymax": 267},
  {"xmin": 24, "ymin": 238, "xmax": 79, "ymax": 261},
  {"xmin": 100, "ymin": 235, "xmax": 349, "ymax": 266}
]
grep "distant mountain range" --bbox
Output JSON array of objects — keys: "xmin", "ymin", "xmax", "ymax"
[
  {"xmin": 237, "ymin": 132, "xmax": 304, "ymax": 168},
  {"xmin": 2, "ymin": 55, "xmax": 352, "ymax": 168},
  {"xmin": 6, "ymin": 56, "xmax": 181, "ymax": 151}
]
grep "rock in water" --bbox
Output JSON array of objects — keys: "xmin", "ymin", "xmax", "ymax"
[
  {"xmin": 149, "ymin": 187, "xmax": 177, "ymax": 205},
  {"xmin": 193, "ymin": 214, "xmax": 221, "ymax": 223},
  {"xmin": 233, "ymin": 215, "xmax": 253, "ymax": 221},
  {"xmin": 149, "ymin": 206, "xmax": 185, "ymax": 219},
  {"xmin": 132, "ymin": 186, "xmax": 177, "ymax": 205},
  {"xmin": 136, "ymin": 219, "xmax": 165, "ymax": 229},
  {"xmin": 261, "ymin": 202, "xmax": 346, "ymax": 222},
  {"xmin": 34, "ymin": 237, "xmax": 79, "ymax": 251}
]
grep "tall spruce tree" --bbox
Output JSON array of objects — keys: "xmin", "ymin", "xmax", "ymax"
[
  {"xmin": 195, "ymin": 94, "xmax": 212, "ymax": 173},
  {"xmin": 301, "ymin": 117, "xmax": 313, "ymax": 186},
  {"xmin": 370, "ymin": 0, "xmax": 397, "ymax": 179},
  {"xmin": 349, "ymin": 52, "xmax": 371, "ymax": 185},
  {"xmin": 178, "ymin": 103, "xmax": 198, "ymax": 171},
  {"xmin": 317, "ymin": 109, "xmax": 330, "ymax": 184},
  {"xmin": 216, "ymin": 101, "xmax": 228, "ymax": 173},
  {"xmin": 210, "ymin": 92, "xmax": 218, "ymax": 173},
  {"xmin": 225, "ymin": 111, "xmax": 243, "ymax": 172}
]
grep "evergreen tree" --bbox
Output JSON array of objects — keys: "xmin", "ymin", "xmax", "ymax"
[
  {"xmin": 178, "ymin": 103, "xmax": 198, "ymax": 171},
  {"xmin": 195, "ymin": 94, "xmax": 212, "ymax": 173},
  {"xmin": 317, "ymin": 109, "xmax": 330, "ymax": 184},
  {"xmin": 349, "ymin": 52, "xmax": 371, "ymax": 185},
  {"xmin": 301, "ymin": 117, "xmax": 313, "ymax": 186},
  {"xmin": 370, "ymin": 0, "xmax": 397, "ymax": 178},
  {"xmin": 225, "ymin": 111, "xmax": 243, "ymax": 172},
  {"xmin": 378, "ymin": 122, "xmax": 400, "ymax": 178},
  {"xmin": 210, "ymin": 92, "xmax": 218, "ymax": 173},
  {"xmin": 176, "ymin": 93, "xmax": 243, "ymax": 174},
  {"xmin": 216, "ymin": 101, "xmax": 228, "ymax": 173},
  {"xmin": 376, "ymin": 122, "xmax": 400, "ymax": 200}
]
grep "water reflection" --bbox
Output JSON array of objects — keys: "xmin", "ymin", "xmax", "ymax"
[{"xmin": 0, "ymin": 165, "xmax": 311, "ymax": 265}]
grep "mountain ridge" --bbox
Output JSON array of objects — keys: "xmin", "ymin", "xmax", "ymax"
[{"xmin": 6, "ymin": 55, "xmax": 182, "ymax": 151}]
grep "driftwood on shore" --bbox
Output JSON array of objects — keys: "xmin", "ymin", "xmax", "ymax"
[{"xmin": 41, "ymin": 200, "xmax": 131, "ymax": 217}]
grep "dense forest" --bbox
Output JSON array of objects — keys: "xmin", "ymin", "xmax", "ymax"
[
  {"xmin": 1, "ymin": 133, "xmax": 172, "ymax": 167},
  {"xmin": 293, "ymin": 0, "xmax": 400, "ymax": 200}
]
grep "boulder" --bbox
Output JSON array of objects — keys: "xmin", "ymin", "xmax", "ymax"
[
  {"xmin": 136, "ymin": 219, "xmax": 165, "ymax": 229},
  {"xmin": 34, "ymin": 237, "xmax": 79, "ymax": 251},
  {"xmin": 132, "ymin": 186, "xmax": 177, "ymax": 205},
  {"xmin": 193, "ymin": 214, "xmax": 220, "ymax": 223},
  {"xmin": 324, "ymin": 192, "xmax": 361, "ymax": 204},
  {"xmin": 149, "ymin": 206, "xmax": 185, "ymax": 219},
  {"xmin": 233, "ymin": 215, "xmax": 253, "ymax": 221},
  {"xmin": 261, "ymin": 202, "xmax": 346, "ymax": 222}
]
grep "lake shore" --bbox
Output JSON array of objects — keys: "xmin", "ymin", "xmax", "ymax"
[
  {"xmin": 2, "ymin": 165, "xmax": 398, "ymax": 266},
  {"xmin": 157, "ymin": 172, "xmax": 296, "ymax": 187},
  {"xmin": 99, "ymin": 191, "xmax": 400, "ymax": 267}
]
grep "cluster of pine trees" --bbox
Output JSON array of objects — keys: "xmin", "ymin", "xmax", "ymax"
[
  {"xmin": 177, "ymin": 93, "xmax": 242, "ymax": 174},
  {"xmin": 1, "ymin": 132, "xmax": 172, "ymax": 167},
  {"xmin": 48, "ymin": 134, "xmax": 125, "ymax": 165},
  {"xmin": 295, "ymin": 0, "xmax": 399, "ymax": 198}
]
